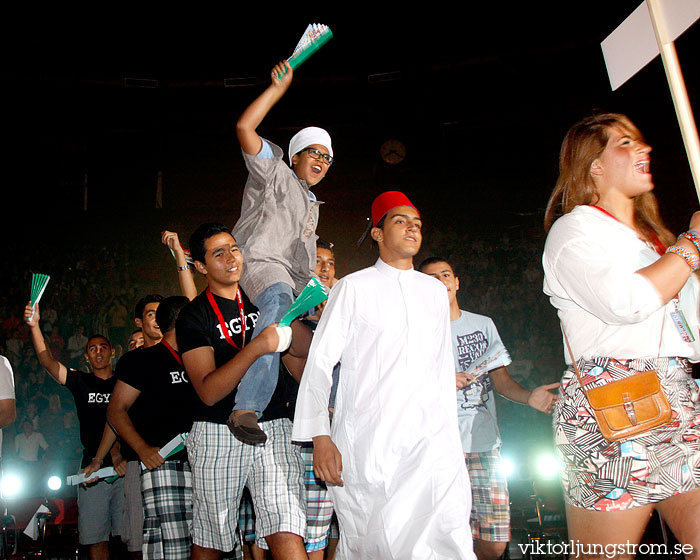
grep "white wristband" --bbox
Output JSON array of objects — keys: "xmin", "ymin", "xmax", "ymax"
[{"xmin": 274, "ymin": 326, "xmax": 293, "ymax": 353}]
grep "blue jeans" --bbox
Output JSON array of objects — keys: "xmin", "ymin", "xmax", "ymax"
[{"xmin": 234, "ymin": 282, "xmax": 294, "ymax": 413}]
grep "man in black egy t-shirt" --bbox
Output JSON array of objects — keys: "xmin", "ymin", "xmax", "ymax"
[
  {"xmin": 25, "ymin": 303, "xmax": 124, "ymax": 559},
  {"xmin": 87, "ymin": 294, "xmax": 164, "ymax": 560},
  {"xmin": 177, "ymin": 222, "xmax": 309, "ymax": 560},
  {"xmin": 108, "ymin": 296, "xmax": 195, "ymax": 560}
]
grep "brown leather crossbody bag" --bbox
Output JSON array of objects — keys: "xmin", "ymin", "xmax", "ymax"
[{"xmin": 563, "ymin": 330, "xmax": 672, "ymax": 442}]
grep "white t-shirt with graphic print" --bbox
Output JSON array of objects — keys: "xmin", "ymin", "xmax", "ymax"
[{"xmin": 452, "ymin": 311, "xmax": 511, "ymax": 453}]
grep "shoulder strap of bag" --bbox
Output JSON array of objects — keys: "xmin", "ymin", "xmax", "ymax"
[
  {"xmin": 561, "ymin": 312, "xmax": 666, "ymax": 394},
  {"xmin": 562, "ymin": 328, "xmax": 587, "ymax": 393}
]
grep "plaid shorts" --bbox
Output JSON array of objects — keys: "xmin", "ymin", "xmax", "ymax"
[
  {"xmin": 465, "ymin": 449, "xmax": 511, "ymax": 542},
  {"xmin": 299, "ymin": 442, "xmax": 334, "ymax": 552},
  {"xmin": 186, "ymin": 419, "xmax": 305, "ymax": 552},
  {"xmin": 238, "ymin": 488, "xmax": 256, "ymax": 544},
  {"xmin": 141, "ymin": 461, "xmax": 192, "ymax": 560},
  {"xmin": 329, "ymin": 514, "xmax": 339, "ymax": 540}
]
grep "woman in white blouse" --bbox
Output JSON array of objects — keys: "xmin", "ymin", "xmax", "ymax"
[{"xmin": 543, "ymin": 113, "xmax": 700, "ymax": 555}]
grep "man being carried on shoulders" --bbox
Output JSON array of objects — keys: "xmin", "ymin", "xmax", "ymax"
[{"xmin": 230, "ymin": 59, "xmax": 333, "ymax": 445}]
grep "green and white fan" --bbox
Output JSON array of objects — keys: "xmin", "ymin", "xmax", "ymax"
[
  {"xmin": 279, "ymin": 278, "xmax": 329, "ymax": 327},
  {"xmin": 28, "ymin": 273, "xmax": 50, "ymax": 322},
  {"xmin": 278, "ymin": 23, "xmax": 333, "ymax": 77}
]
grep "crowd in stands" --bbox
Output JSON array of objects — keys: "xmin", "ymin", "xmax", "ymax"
[{"xmin": 0, "ymin": 238, "xmax": 180, "ymax": 474}]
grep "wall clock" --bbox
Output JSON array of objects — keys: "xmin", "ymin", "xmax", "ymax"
[{"xmin": 380, "ymin": 139, "xmax": 406, "ymax": 165}]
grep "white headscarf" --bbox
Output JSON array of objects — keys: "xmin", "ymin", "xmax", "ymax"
[{"xmin": 288, "ymin": 127, "xmax": 333, "ymax": 166}]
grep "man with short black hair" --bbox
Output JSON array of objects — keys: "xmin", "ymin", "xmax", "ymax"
[
  {"xmin": 293, "ymin": 191, "xmax": 474, "ymax": 559},
  {"xmin": 108, "ymin": 296, "xmax": 195, "ymax": 560},
  {"xmin": 25, "ymin": 304, "xmax": 123, "ymax": 560},
  {"xmin": 298, "ymin": 237, "xmax": 339, "ymax": 559},
  {"xmin": 127, "ymin": 329, "xmax": 144, "ymax": 351},
  {"xmin": 419, "ymin": 256, "xmax": 559, "ymax": 560},
  {"xmin": 178, "ymin": 222, "xmax": 308, "ymax": 560},
  {"xmin": 133, "ymin": 295, "xmax": 164, "ymax": 348},
  {"xmin": 314, "ymin": 239, "xmax": 335, "ymax": 289},
  {"xmin": 111, "ymin": 293, "xmax": 164, "ymax": 559}
]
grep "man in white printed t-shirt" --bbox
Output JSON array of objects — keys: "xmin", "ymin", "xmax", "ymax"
[{"xmin": 419, "ymin": 257, "xmax": 559, "ymax": 560}]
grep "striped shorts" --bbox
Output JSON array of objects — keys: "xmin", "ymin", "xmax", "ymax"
[
  {"xmin": 555, "ymin": 357, "xmax": 700, "ymax": 510},
  {"xmin": 300, "ymin": 442, "xmax": 334, "ymax": 552},
  {"xmin": 141, "ymin": 461, "xmax": 192, "ymax": 560},
  {"xmin": 465, "ymin": 449, "xmax": 511, "ymax": 542},
  {"xmin": 186, "ymin": 419, "xmax": 305, "ymax": 552}
]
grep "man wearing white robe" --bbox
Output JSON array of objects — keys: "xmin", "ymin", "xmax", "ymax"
[{"xmin": 292, "ymin": 191, "xmax": 475, "ymax": 560}]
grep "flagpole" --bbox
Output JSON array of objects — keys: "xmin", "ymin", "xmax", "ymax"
[{"xmin": 646, "ymin": 0, "xmax": 700, "ymax": 200}]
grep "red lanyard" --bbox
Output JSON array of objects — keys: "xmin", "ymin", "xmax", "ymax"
[
  {"xmin": 206, "ymin": 287, "xmax": 247, "ymax": 350},
  {"xmin": 591, "ymin": 204, "xmax": 617, "ymax": 221},
  {"xmin": 591, "ymin": 205, "xmax": 665, "ymax": 256},
  {"xmin": 649, "ymin": 235, "xmax": 666, "ymax": 256},
  {"xmin": 161, "ymin": 339, "xmax": 182, "ymax": 367}
]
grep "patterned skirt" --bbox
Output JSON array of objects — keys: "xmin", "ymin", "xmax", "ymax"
[{"xmin": 554, "ymin": 357, "xmax": 700, "ymax": 511}]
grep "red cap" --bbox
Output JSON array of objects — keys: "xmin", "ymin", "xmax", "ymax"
[{"xmin": 371, "ymin": 191, "xmax": 419, "ymax": 227}]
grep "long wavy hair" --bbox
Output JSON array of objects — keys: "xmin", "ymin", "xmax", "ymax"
[{"xmin": 544, "ymin": 113, "xmax": 674, "ymax": 247}]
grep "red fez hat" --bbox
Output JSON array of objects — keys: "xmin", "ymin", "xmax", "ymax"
[{"xmin": 371, "ymin": 191, "xmax": 419, "ymax": 227}]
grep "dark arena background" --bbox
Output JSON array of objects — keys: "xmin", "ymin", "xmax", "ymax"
[{"xmin": 1, "ymin": 5, "xmax": 698, "ymax": 558}]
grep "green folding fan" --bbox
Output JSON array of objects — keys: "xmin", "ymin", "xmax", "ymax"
[
  {"xmin": 279, "ymin": 278, "xmax": 329, "ymax": 327},
  {"xmin": 278, "ymin": 24, "xmax": 333, "ymax": 78}
]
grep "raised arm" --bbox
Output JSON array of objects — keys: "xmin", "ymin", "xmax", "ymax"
[
  {"xmin": 24, "ymin": 303, "xmax": 67, "ymax": 384},
  {"xmin": 236, "ymin": 61, "xmax": 293, "ymax": 155},
  {"xmin": 162, "ymin": 230, "xmax": 197, "ymax": 301},
  {"xmin": 183, "ymin": 324, "xmax": 283, "ymax": 406}
]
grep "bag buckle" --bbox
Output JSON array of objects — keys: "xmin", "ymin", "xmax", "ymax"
[{"xmin": 622, "ymin": 392, "xmax": 637, "ymax": 425}]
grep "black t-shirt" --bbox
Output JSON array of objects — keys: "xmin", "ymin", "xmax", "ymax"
[
  {"xmin": 177, "ymin": 288, "xmax": 291, "ymax": 424},
  {"xmin": 114, "ymin": 348, "xmax": 149, "ymax": 461},
  {"xmin": 63, "ymin": 369, "xmax": 117, "ymax": 469},
  {"xmin": 117, "ymin": 342, "xmax": 195, "ymax": 462},
  {"xmin": 271, "ymin": 360, "xmax": 299, "ymax": 422}
]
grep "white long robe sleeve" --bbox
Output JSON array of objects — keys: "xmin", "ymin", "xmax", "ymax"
[{"xmin": 293, "ymin": 259, "xmax": 475, "ymax": 560}]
